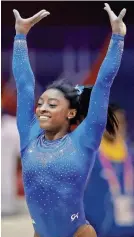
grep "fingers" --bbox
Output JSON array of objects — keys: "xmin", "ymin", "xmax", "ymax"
[
  {"xmin": 31, "ymin": 9, "xmax": 49, "ymax": 20},
  {"xmin": 104, "ymin": 3, "xmax": 112, "ymax": 14},
  {"xmin": 104, "ymin": 3, "xmax": 117, "ymax": 22},
  {"xmin": 104, "ymin": 3, "xmax": 127, "ymax": 22},
  {"xmin": 13, "ymin": 9, "xmax": 21, "ymax": 20},
  {"xmin": 29, "ymin": 10, "xmax": 50, "ymax": 24},
  {"xmin": 118, "ymin": 8, "xmax": 126, "ymax": 20},
  {"xmin": 40, "ymin": 11, "xmax": 50, "ymax": 20}
]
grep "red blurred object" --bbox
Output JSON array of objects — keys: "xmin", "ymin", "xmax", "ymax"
[
  {"xmin": 16, "ymin": 158, "xmax": 24, "ymax": 196},
  {"xmin": 2, "ymin": 89, "xmax": 17, "ymax": 116},
  {"xmin": 17, "ymin": 170, "xmax": 24, "ymax": 196}
]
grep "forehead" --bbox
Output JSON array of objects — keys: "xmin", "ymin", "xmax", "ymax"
[{"xmin": 41, "ymin": 88, "xmax": 66, "ymax": 101}]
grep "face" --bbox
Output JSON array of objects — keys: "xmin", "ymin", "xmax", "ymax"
[{"xmin": 36, "ymin": 89, "xmax": 76, "ymax": 131}]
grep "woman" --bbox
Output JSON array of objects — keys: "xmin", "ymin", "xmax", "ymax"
[{"xmin": 12, "ymin": 3, "xmax": 126, "ymax": 237}]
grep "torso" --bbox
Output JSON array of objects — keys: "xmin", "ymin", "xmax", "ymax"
[{"xmin": 21, "ymin": 132, "xmax": 95, "ymax": 237}]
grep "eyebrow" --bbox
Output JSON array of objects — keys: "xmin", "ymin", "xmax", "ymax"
[
  {"xmin": 38, "ymin": 97, "xmax": 43, "ymax": 101},
  {"xmin": 38, "ymin": 97, "xmax": 59, "ymax": 102},
  {"xmin": 48, "ymin": 98, "xmax": 59, "ymax": 102}
]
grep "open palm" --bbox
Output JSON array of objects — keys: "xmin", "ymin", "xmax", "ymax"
[
  {"xmin": 13, "ymin": 9, "xmax": 50, "ymax": 35},
  {"xmin": 104, "ymin": 3, "xmax": 126, "ymax": 36}
]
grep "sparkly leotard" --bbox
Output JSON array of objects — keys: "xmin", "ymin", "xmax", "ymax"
[{"xmin": 13, "ymin": 34, "xmax": 124, "ymax": 237}]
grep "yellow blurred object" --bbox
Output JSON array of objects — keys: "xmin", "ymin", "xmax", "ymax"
[{"xmin": 100, "ymin": 136, "xmax": 127, "ymax": 162}]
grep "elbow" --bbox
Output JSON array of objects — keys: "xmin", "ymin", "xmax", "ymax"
[{"xmin": 13, "ymin": 72, "xmax": 35, "ymax": 89}]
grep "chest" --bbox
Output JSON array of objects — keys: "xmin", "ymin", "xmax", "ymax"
[{"xmin": 21, "ymin": 135, "xmax": 91, "ymax": 184}]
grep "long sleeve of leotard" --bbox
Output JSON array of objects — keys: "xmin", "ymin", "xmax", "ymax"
[
  {"xmin": 72, "ymin": 34, "xmax": 124, "ymax": 151},
  {"xmin": 12, "ymin": 34, "xmax": 36, "ymax": 150}
]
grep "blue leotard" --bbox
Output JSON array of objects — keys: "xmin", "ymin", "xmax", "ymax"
[{"xmin": 12, "ymin": 33, "xmax": 124, "ymax": 237}]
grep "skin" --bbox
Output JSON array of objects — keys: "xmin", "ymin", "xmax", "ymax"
[{"xmin": 36, "ymin": 88, "xmax": 76, "ymax": 140}]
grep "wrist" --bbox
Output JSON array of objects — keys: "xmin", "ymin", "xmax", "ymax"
[
  {"xmin": 15, "ymin": 25, "xmax": 30, "ymax": 36},
  {"xmin": 112, "ymin": 32, "xmax": 125, "ymax": 37},
  {"xmin": 112, "ymin": 25, "xmax": 126, "ymax": 37},
  {"xmin": 16, "ymin": 30, "xmax": 27, "ymax": 35}
]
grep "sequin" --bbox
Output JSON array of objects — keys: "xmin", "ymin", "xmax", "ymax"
[{"xmin": 12, "ymin": 33, "xmax": 124, "ymax": 237}]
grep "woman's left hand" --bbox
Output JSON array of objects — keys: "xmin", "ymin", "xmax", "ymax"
[{"xmin": 104, "ymin": 3, "xmax": 127, "ymax": 36}]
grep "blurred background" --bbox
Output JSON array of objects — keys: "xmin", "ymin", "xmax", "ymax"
[{"xmin": 1, "ymin": 1, "xmax": 134, "ymax": 237}]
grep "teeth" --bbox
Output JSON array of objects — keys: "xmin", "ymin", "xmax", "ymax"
[{"xmin": 39, "ymin": 116, "xmax": 49, "ymax": 120}]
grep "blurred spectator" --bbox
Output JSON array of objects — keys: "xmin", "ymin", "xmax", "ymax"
[
  {"xmin": 84, "ymin": 104, "xmax": 134, "ymax": 237},
  {"xmin": 1, "ymin": 84, "xmax": 20, "ymax": 215}
]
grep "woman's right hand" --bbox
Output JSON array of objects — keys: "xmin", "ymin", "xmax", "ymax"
[{"xmin": 13, "ymin": 9, "xmax": 50, "ymax": 35}]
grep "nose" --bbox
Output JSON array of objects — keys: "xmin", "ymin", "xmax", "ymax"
[{"xmin": 39, "ymin": 104, "xmax": 49, "ymax": 113}]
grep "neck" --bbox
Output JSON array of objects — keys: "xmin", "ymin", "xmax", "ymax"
[{"xmin": 45, "ymin": 124, "xmax": 70, "ymax": 141}]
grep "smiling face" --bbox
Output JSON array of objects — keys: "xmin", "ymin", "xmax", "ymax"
[{"xmin": 36, "ymin": 89, "xmax": 76, "ymax": 132}]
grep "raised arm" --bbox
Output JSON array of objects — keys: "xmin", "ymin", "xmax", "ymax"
[
  {"xmin": 72, "ymin": 4, "xmax": 126, "ymax": 151},
  {"xmin": 12, "ymin": 9, "xmax": 50, "ymax": 150}
]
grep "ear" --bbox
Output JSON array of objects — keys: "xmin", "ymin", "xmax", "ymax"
[{"xmin": 68, "ymin": 109, "xmax": 77, "ymax": 120}]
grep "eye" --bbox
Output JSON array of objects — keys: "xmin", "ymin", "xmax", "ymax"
[
  {"xmin": 37, "ymin": 102, "xmax": 42, "ymax": 106},
  {"xmin": 49, "ymin": 104, "xmax": 57, "ymax": 108}
]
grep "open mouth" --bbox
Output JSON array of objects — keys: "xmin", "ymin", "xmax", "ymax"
[{"xmin": 39, "ymin": 116, "xmax": 50, "ymax": 121}]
